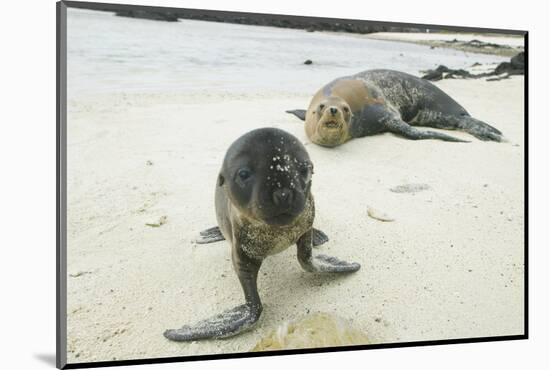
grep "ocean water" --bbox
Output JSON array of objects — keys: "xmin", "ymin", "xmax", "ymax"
[{"xmin": 67, "ymin": 8, "xmax": 506, "ymax": 97}]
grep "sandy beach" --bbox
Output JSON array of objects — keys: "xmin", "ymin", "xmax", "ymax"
[
  {"xmin": 65, "ymin": 10, "xmax": 525, "ymax": 364},
  {"xmin": 66, "ymin": 75, "xmax": 524, "ymax": 363}
]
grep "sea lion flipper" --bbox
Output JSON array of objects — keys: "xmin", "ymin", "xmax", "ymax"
[
  {"xmin": 195, "ymin": 226, "xmax": 225, "ymax": 244},
  {"xmin": 286, "ymin": 109, "xmax": 307, "ymax": 121},
  {"xmin": 164, "ymin": 246, "xmax": 263, "ymax": 341},
  {"xmin": 385, "ymin": 116, "xmax": 469, "ymax": 143},
  {"xmin": 459, "ymin": 116, "xmax": 504, "ymax": 142},
  {"xmin": 164, "ymin": 303, "xmax": 262, "ymax": 341},
  {"xmin": 312, "ymin": 227, "xmax": 329, "ymax": 247},
  {"xmin": 297, "ymin": 230, "xmax": 360, "ymax": 273},
  {"xmin": 412, "ymin": 110, "xmax": 504, "ymax": 142}
]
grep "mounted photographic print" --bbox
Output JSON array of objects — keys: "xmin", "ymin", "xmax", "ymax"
[{"xmin": 56, "ymin": 1, "xmax": 528, "ymax": 368}]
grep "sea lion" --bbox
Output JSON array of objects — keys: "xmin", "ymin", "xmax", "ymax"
[
  {"xmin": 287, "ymin": 69, "xmax": 503, "ymax": 147},
  {"xmin": 164, "ymin": 128, "xmax": 360, "ymax": 341}
]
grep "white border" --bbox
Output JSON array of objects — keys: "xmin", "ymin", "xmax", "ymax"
[{"xmin": 3, "ymin": 0, "xmax": 547, "ymax": 369}]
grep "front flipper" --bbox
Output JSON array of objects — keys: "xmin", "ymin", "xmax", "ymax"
[
  {"xmin": 312, "ymin": 228, "xmax": 329, "ymax": 247},
  {"xmin": 385, "ymin": 116, "xmax": 469, "ymax": 143},
  {"xmin": 195, "ymin": 226, "xmax": 225, "ymax": 244},
  {"xmin": 297, "ymin": 229, "xmax": 360, "ymax": 273},
  {"xmin": 195, "ymin": 227, "xmax": 327, "ymax": 247},
  {"xmin": 286, "ymin": 109, "xmax": 307, "ymax": 121},
  {"xmin": 164, "ymin": 244, "xmax": 263, "ymax": 341},
  {"xmin": 164, "ymin": 303, "xmax": 262, "ymax": 341}
]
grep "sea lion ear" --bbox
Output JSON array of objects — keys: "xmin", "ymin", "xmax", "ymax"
[{"xmin": 218, "ymin": 174, "xmax": 225, "ymax": 186}]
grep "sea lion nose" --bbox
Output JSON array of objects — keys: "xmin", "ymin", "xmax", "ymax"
[
  {"xmin": 272, "ymin": 188, "xmax": 293, "ymax": 206},
  {"xmin": 330, "ymin": 107, "xmax": 338, "ymax": 115}
]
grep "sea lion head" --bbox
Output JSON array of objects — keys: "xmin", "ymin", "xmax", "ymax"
[
  {"xmin": 308, "ymin": 96, "xmax": 352, "ymax": 147},
  {"xmin": 219, "ymin": 128, "xmax": 313, "ymax": 227}
]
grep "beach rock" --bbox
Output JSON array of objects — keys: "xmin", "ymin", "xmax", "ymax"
[
  {"xmin": 494, "ymin": 52, "xmax": 525, "ymax": 76},
  {"xmin": 304, "ymin": 59, "xmax": 313, "ymax": 65},
  {"xmin": 422, "ymin": 65, "xmax": 473, "ymax": 81},
  {"xmin": 511, "ymin": 52, "xmax": 525, "ymax": 70},
  {"xmin": 421, "ymin": 69, "xmax": 443, "ymax": 81},
  {"xmin": 445, "ymin": 38, "xmax": 513, "ymax": 51},
  {"xmin": 423, "ymin": 52, "xmax": 524, "ymax": 82}
]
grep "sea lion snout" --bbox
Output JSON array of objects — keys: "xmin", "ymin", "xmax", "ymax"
[
  {"xmin": 329, "ymin": 107, "xmax": 338, "ymax": 115},
  {"xmin": 272, "ymin": 187, "xmax": 294, "ymax": 207}
]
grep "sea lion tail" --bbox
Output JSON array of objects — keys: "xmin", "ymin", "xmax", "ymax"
[{"xmin": 286, "ymin": 109, "xmax": 307, "ymax": 121}]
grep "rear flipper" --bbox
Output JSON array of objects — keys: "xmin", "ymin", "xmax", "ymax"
[
  {"xmin": 459, "ymin": 116, "xmax": 504, "ymax": 142},
  {"xmin": 196, "ymin": 226, "xmax": 329, "ymax": 247},
  {"xmin": 195, "ymin": 226, "xmax": 225, "ymax": 244},
  {"xmin": 164, "ymin": 303, "xmax": 262, "ymax": 341},
  {"xmin": 410, "ymin": 110, "xmax": 503, "ymax": 142},
  {"xmin": 385, "ymin": 118, "xmax": 469, "ymax": 143},
  {"xmin": 286, "ymin": 109, "xmax": 307, "ymax": 121}
]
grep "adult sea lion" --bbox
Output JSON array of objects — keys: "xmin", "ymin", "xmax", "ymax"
[
  {"xmin": 164, "ymin": 128, "xmax": 360, "ymax": 341},
  {"xmin": 287, "ymin": 69, "xmax": 503, "ymax": 147}
]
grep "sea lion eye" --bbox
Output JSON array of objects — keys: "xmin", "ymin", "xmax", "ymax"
[
  {"xmin": 319, "ymin": 104, "xmax": 325, "ymax": 110},
  {"xmin": 237, "ymin": 168, "xmax": 252, "ymax": 180},
  {"xmin": 300, "ymin": 164, "xmax": 313, "ymax": 179},
  {"xmin": 343, "ymin": 106, "xmax": 350, "ymax": 113}
]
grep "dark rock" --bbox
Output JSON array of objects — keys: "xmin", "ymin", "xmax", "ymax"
[
  {"xmin": 422, "ymin": 65, "xmax": 472, "ymax": 80},
  {"xmin": 495, "ymin": 62, "xmax": 513, "ymax": 75},
  {"xmin": 67, "ymin": 2, "xmax": 429, "ymax": 34},
  {"xmin": 304, "ymin": 59, "xmax": 313, "ymax": 65},
  {"xmin": 420, "ymin": 54, "xmax": 527, "ymax": 82},
  {"xmin": 495, "ymin": 53, "xmax": 524, "ymax": 76},
  {"xmin": 510, "ymin": 52, "xmax": 525, "ymax": 70},
  {"xmin": 421, "ymin": 70, "xmax": 443, "ymax": 81},
  {"xmin": 115, "ymin": 10, "xmax": 178, "ymax": 22}
]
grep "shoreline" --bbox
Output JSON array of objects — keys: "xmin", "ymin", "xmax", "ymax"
[{"xmin": 364, "ymin": 32, "xmax": 524, "ymax": 57}]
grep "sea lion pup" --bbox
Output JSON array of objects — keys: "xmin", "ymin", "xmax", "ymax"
[
  {"xmin": 287, "ymin": 69, "xmax": 503, "ymax": 147},
  {"xmin": 164, "ymin": 128, "xmax": 360, "ymax": 341}
]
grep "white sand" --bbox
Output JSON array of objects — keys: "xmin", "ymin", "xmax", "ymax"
[{"xmin": 66, "ymin": 75, "xmax": 525, "ymax": 363}]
